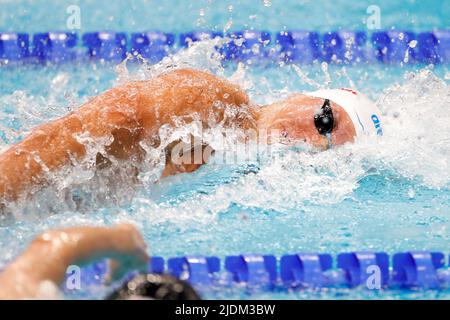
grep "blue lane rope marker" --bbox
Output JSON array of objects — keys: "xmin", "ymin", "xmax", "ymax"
[
  {"xmin": 275, "ymin": 30, "xmax": 320, "ymax": 64},
  {"xmin": 322, "ymin": 31, "xmax": 367, "ymax": 64},
  {"xmin": 372, "ymin": 30, "xmax": 417, "ymax": 63},
  {"xmin": 280, "ymin": 253, "xmax": 332, "ymax": 288},
  {"xmin": 148, "ymin": 256, "xmax": 165, "ymax": 274},
  {"xmin": 417, "ymin": 32, "xmax": 440, "ymax": 64},
  {"xmin": 337, "ymin": 252, "xmax": 390, "ymax": 287},
  {"xmin": 230, "ymin": 30, "xmax": 271, "ymax": 62},
  {"xmin": 32, "ymin": 32, "xmax": 77, "ymax": 63},
  {"xmin": 168, "ymin": 256, "xmax": 220, "ymax": 286},
  {"xmin": 1, "ymin": 30, "xmax": 449, "ymax": 64},
  {"xmin": 393, "ymin": 251, "xmax": 446, "ymax": 289},
  {"xmin": 131, "ymin": 32, "xmax": 175, "ymax": 63},
  {"xmin": 82, "ymin": 32, "xmax": 127, "ymax": 61},
  {"xmin": 434, "ymin": 30, "xmax": 450, "ymax": 63},
  {"xmin": 0, "ymin": 32, "xmax": 29, "ymax": 61},
  {"xmin": 73, "ymin": 251, "xmax": 450, "ymax": 292},
  {"xmin": 219, "ymin": 30, "xmax": 271, "ymax": 63},
  {"xmin": 180, "ymin": 31, "xmax": 223, "ymax": 48},
  {"xmin": 224, "ymin": 254, "xmax": 277, "ymax": 288}
]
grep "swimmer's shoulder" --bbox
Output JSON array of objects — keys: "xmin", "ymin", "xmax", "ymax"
[{"xmin": 135, "ymin": 68, "xmax": 249, "ymax": 107}]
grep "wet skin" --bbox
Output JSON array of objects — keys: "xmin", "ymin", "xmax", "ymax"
[
  {"xmin": 0, "ymin": 69, "xmax": 356, "ymax": 204},
  {"xmin": 256, "ymin": 93, "xmax": 356, "ymax": 148}
]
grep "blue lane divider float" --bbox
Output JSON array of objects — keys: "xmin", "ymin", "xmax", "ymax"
[
  {"xmin": 168, "ymin": 256, "xmax": 220, "ymax": 286},
  {"xmin": 372, "ymin": 30, "xmax": 416, "ymax": 63},
  {"xmin": 148, "ymin": 256, "xmax": 165, "ymax": 274},
  {"xmin": 0, "ymin": 32, "xmax": 29, "ymax": 61},
  {"xmin": 82, "ymin": 32, "xmax": 127, "ymax": 61},
  {"xmin": 3, "ymin": 30, "xmax": 449, "ymax": 65},
  {"xmin": 180, "ymin": 31, "xmax": 223, "ymax": 47},
  {"xmin": 337, "ymin": 252, "xmax": 390, "ymax": 287},
  {"xmin": 434, "ymin": 30, "xmax": 450, "ymax": 63},
  {"xmin": 275, "ymin": 31, "xmax": 320, "ymax": 64},
  {"xmin": 224, "ymin": 255, "xmax": 277, "ymax": 287},
  {"xmin": 392, "ymin": 251, "xmax": 446, "ymax": 289},
  {"xmin": 222, "ymin": 30, "xmax": 271, "ymax": 62},
  {"xmin": 131, "ymin": 32, "xmax": 175, "ymax": 63},
  {"xmin": 32, "ymin": 32, "xmax": 77, "ymax": 63},
  {"xmin": 73, "ymin": 251, "xmax": 450, "ymax": 293},
  {"xmin": 280, "ymin": 253, "xmax": 332, "ymax": 288},
  {"xmin": 322, "ymin": 31, "xmax": 368, "ymax": 64},
  {"xmin": 417, "ymin": 32, "xmax": 440, "ymax": 64}
]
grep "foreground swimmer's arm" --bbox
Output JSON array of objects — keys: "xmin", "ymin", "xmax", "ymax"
[
  {"xmin": 0, "ymin": 224, "xmax": 148, "ymax": 299},
  {"xmin": 0, "ymin": 69, "xmax": 250, "ymax": 203}
]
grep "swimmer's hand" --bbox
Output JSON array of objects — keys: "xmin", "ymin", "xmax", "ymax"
[
  {"xmin": 0, "ymin": 224, "xmax": 149, "ymax": 299},
  {"xmin": 72, "ymin": 224, "xmax": 149, "ymax": 282},
  {"xmin": 99, "ymin": 224, "xmax": 150, "ymax": 282}
]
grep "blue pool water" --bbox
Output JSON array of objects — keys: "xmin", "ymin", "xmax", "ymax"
[
  {"xmin": 0, "ymin": 0, "xmax": 450, "ymax": 299},
  {"xmin": 0, "ymin": 0, "xmax": 448, "ymax": 33}
]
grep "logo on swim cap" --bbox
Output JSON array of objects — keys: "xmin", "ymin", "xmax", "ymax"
[
  {"xmin": 371, "ymin": 114, "xmax": 383, "ymax": 136},
  {"xmin": 340, "ymin": 88, "xmax": 358, "ymax": 95},
  {"xmin": 307, "ymin": 88, "xmax": 383, "ymax": 138}
]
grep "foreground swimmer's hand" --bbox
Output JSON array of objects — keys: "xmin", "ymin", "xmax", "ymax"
[{"xmin": 0, "ymin": 224, "xmax": 149, "ymax": 299}]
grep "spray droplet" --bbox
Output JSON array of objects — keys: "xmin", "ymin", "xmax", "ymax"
[
  {"xmin": 407, "ymin": 188, "xmax": 416, "ymax": 199},
  {"xmin": 224, "ymin": 19, "xmax": 233, "ymax": 33},
  {"xmin": 409, "ymin": 40, "xmax": 417, "ymax": 48},
  {"xmin": 234, "ymin": 37, "xmax": 245, "ymax": 47}
]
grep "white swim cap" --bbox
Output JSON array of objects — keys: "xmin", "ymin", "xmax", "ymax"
[{"xmin": 307, "ymin": 88, "xmax": 383, "ymax": 137}]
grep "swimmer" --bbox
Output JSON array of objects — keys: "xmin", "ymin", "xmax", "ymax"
[
  {"xmin": 0, "ymin": 224, "xmax": 200, "ymax": 300},
  {"xmin": 0, "ymin": 224, "xmax": 147, "ymax": 299},
  {"xmin": 0, "ymin": 69, "xmax": 383, "ymax": 205}
]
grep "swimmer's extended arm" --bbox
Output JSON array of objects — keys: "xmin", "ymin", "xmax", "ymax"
[
  {"xmin": 0, "ymin": 224, "xmax": 148, "ymax": 300},
  {"xmin": 0, "ymin": 69, "xmax": 250, "ymax": 203}
]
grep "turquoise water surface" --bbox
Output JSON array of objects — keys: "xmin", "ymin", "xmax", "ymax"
[{"xmin": 0, "ymin": 0, "xmax": 449, "ymax": 299}]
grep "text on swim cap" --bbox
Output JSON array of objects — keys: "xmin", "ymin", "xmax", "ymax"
[{"xmin": 371, "ymin": 114, "xmax": 383, "ymax": 136}]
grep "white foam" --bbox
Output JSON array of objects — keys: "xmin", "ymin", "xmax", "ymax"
[{"xmin": 0, "ymin": 41, "xmax": 448, "ymax": 223}]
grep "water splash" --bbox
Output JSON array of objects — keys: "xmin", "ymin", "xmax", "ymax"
[
  {"xmin": 143, "ymin": 38, "xmax": 225, "ymax": 79},
  {"xmin": 375, "ymin": 68, "xmax": 450, "ymax": 187},
  {"xmin": 0, "ymin": 40, "xmax": 449, "ymax": 222},
  {"xmin": 0, "ymin": 40, "xmax": 449, "ymax": 303}
]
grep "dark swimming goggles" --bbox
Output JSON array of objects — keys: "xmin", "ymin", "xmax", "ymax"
[{"xmin": 314, "ymin": 99, "xmax": 335, "ymax": 136}]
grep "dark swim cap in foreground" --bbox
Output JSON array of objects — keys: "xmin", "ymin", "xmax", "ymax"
[{"xmin": 106, "ymin": 273, "xmax": 201, "ymax": 300}]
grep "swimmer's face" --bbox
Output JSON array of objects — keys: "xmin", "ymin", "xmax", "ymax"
[{"xmin": 262, "ymin": 94, "xmax": 356, "ymax": 149}]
